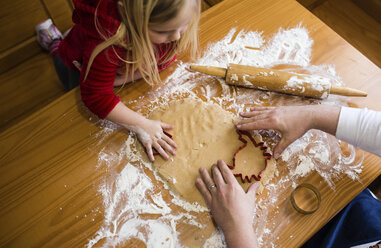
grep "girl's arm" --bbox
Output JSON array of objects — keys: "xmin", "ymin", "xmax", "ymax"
[{"xmin": 79, "ymin": 46, "xmax": 176, "ymax": 161}]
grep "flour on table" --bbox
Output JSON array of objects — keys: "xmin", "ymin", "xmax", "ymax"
[
  {"xmin": 292, "ymin": 155, "xmax": 315, "ymax": 177},
  {"xmin": 202, "ymin": 230, "xmax": 226, "ymax": 248}
]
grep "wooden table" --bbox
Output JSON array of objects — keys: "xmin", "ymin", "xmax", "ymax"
[{"xmin": 1, "ymin": 0, "xmax": 380, "ymax": 247}]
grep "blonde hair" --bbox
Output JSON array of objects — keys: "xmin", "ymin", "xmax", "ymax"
[{"xmin": 85, "ymin": 0, "xmax": 200, "ymax": 85}]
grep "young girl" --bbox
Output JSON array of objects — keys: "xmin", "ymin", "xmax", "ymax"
[{"xmin": 35, "ymin": 0, "xmax": 200, "ymax": 162}]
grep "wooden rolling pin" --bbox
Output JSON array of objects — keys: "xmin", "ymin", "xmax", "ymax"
[{"xmin": 190, "ymin": 64, "xmax": 367, "ymax": 98}]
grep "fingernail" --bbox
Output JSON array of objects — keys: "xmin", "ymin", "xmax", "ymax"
[{"xmin": 236, "ymin": 124, "xmax": 241, "ymax": 129}]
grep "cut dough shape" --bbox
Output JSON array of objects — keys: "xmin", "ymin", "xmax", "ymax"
[
  {"xmin": 149, "ymin": 99, "xmax": 277, "ymax": 206},
  {"xmin": 230, "ymin": 130, "xmax": 272, "ymax": 182}
]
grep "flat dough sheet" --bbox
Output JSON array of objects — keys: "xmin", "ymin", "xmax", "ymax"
[{"xmin": 149, "ymin": 99, "xmax": 277, "ymax": 206}]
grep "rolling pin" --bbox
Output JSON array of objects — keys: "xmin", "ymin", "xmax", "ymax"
[{"xmin": 190, "ymin": 64, "xmax": 367, "ymax": 98}]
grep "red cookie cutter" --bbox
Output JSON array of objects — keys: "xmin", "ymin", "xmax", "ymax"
[{"xmin": 227, "ymin": 130, "xmax": 272, "ymax": 183}]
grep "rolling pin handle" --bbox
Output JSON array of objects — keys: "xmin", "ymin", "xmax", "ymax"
[
  {"xmin": 190, "ymin": 64, "xmax": 367, "ymax": 98},
  {"xmin": 330, "ymin": 85, "xmax": 367, "ymax": 97},
  {"xmin": 189, "ymin": 65, "xmax": 227, "ymax": 78}
]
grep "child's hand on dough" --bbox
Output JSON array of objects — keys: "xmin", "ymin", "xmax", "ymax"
[
  {"xmin": 196, "ymin": 160, "xmax": 259, "ymax": 248},
  {"xmin": 136, "ymin": 119, "xmax": 177, "ymax": 162}
]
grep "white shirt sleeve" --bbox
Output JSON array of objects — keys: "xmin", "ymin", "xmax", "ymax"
[{"xmin": 336, "ymin": 107, "xmax": 381, "ymax": 156}]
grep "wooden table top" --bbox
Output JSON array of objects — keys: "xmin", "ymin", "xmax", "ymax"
[{"xmin": 1, "ymin": 0, "xmax": 380, "ymax": 247}]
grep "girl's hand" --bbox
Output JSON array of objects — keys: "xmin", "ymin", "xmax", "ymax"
[
  {"xmin": 196, "ymin": 160, "xmax": 259, "ymax": 248},
  {"xmin": 134, "ymin": 119, "xmax": 177, "ymax": 162},
  {"xmin": 235, "ymin": 105, "xmax": 340, "ymax": 159},
  {"xmin": 106, "ymin": 102, "xmax": 177, "ymax": 162}
]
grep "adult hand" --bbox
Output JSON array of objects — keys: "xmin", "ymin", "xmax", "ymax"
[
  {"xmin": 236, "ymin": 105, "xmax": 340, "ymax": 159},
  {"xmin": 134, "ymin": 119, "xmax": 177, "ymax": 162},
  {"xmin": 196, "ymin": 160, "xmax": 259, "ymax": 248},
  {"xmin": 236, "ymin": 106, "xmax": 315, "ymax": 159}
]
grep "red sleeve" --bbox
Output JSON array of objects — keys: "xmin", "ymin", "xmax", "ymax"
[
  {"xmin": 80, "ymin": 43, "xmax": 121, "ymax": 119},
  {"xmin": 80, "ymin": 42, "xmax": 176, "ymax": 120}
]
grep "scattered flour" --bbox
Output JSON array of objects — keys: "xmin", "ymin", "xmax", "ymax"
[
  {"xmin": 230, "ymin": 73, "xmax": 238, "ymax": 81},
  {"xmin": 88, "ymin": 135, "xmax": 206, "ymax": 248},
  {"xmin": 242, "ymin": 75, "xmax": 253, "ymax": 86},
  {"xmin": 202, "ymin": 230, "xmax": 226, "ymax": 248},
  {"xmin": 285, "ymin": 75, "xmax": 331, "ymax": 93},
  {"xmin": 281, "ymin": 130, "xmax": 363, "ymax": 188},
  {"xmin": 292, "ymin": 155, "xmax": 315, "ymax": 177}
]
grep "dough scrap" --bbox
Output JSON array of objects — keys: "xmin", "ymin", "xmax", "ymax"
[{"xmin": 149, "ymin": 99, "xmax": 277, "ymax": 206}]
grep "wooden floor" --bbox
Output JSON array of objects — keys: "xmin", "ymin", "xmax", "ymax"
[
  {"xmin": 297, "ymin": 0, "xmax": 381, "ymax": 68},
  {"xmin": 0, "ymin": 53, "xmax": 65, "ymax": 130}
]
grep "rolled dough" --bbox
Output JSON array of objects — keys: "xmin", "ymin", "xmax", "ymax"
[{"xmin": 149, "ymin": 99, "xmax": 277, "ymax": 206}]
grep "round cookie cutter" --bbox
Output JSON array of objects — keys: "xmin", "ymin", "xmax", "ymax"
[{"xmin": 290, "ymin": 183, "xmax": 322, "ymax": 214}]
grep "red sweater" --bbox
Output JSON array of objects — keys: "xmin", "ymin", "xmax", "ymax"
[{"xmin": 58, "ymin": 0, "xmax": 176, "ymax": 119}]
